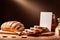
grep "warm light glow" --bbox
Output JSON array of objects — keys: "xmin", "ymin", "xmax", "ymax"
[
  {"xmin": 10, "ymin": 35, "xmax": 16, "ymax": 38},
  {"xmin": 16, "ymin": 32, "xmax": 21, "ymax": 34},
  {"xmin": 40, "ymin": 25, "xmax": 47, "ymax": 27},
  {"xmin": 55, "ymin": 27, "xmax": 59, "ymax": 36},
  {"xmin": 3, "ymin": 35, "xmax": 8, "ymax": 37},
  {"xmin": 22, "ymin": 35, "xmax": 27, "ymax": 37},
  {"xmin": 13, "ymin": 0, "xmax": 41, "ymax": 17}
]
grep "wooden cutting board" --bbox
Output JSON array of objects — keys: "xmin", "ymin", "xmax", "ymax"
[
  {"xmin": 40, "ymin": 32, "xmax": 54, "ymax": 36},
  {"xmin": 0, "ymin": 30, "xmax": 20, "ymax": 35}
]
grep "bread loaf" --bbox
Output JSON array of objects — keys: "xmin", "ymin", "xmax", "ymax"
[{"xmin": 1, "ymin": 21, "xmax": 24, "ymax": 32}]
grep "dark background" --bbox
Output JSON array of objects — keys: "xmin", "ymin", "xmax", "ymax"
[{"xmin": 0, "ymin": 0, "xmax": 60, "ymax": 28}]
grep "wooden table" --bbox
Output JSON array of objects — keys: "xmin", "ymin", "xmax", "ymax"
[{"xmin": 0, "ymin": 34, "xmax": 60, "ymax": 40}]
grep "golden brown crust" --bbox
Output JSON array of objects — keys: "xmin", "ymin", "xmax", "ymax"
[
  {"xmin": 1, "ymin": 21, "xmax": 24, "ymax": 32},
  {"xmin": 22, "ymin": 26, "xmax": 49, "ymax": 36}
]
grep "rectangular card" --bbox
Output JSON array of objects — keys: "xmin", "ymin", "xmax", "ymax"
[{"xmin": 40, "ymin": 12, "xmax": 52, "ymax": 31}]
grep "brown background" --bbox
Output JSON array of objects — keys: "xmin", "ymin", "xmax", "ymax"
[{"xmin": 0, "ymin": 0, "xmax": 60, "ymax": 28}]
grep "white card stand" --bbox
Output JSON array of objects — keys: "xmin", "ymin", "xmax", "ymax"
[{"xmin": 40, "ymin": 12, "xmax": 52, "ymax": 31}]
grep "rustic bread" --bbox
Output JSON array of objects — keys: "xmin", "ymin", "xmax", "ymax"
[
  {"xmin": 1, "ymin": 21, "xmax": 24, "ymax": 32},
  {"xmin": 22, "ymin": 26, "xmax": 49, "ymax": 36}
]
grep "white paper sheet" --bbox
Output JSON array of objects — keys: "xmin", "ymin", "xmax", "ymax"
[{"xmin": 40, "ymin": 12, "xmax": 52, "ymax": 31}]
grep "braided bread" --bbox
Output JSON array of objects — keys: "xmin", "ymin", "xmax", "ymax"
[{"xmin": 1, "ymin": 21, "xmax": 25, "ymax": 32}]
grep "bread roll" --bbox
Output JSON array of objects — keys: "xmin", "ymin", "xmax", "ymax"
[
  {"xmin": 22, "ymin": 29, "xmax": 36, "ymax": 35},
  {"xmin": 1, "ymin": 21, "xmax": 24, "ymax": 32},
  {"xmin": 22, "ymin": 26, "xmax": 49, "ymax": 35}
]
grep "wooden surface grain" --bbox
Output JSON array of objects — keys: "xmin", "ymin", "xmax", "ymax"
[{"xmin": 0, "ymin": 34, "xmax": 60, "ymax": 40}]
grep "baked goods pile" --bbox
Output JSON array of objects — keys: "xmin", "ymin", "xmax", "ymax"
[{"xmin": 22, "ymin": 26, "xmax": 49, "ymax": 35}]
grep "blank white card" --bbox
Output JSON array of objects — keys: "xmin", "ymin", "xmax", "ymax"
[{"xmin": 40, "ymin": 12, "xmax": 52, "ymax": 31}]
